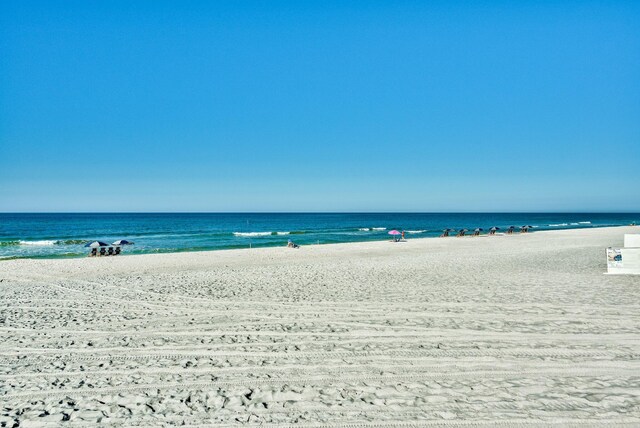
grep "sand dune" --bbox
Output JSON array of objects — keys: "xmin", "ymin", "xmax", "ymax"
[{"xmin": 1, "ymin": 226, "xmax": 639, "ymax": 426}]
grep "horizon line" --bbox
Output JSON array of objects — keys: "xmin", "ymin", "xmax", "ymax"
[{"xmin": 1, "ymin": 211, "xmax": 640, "ymax": 215}]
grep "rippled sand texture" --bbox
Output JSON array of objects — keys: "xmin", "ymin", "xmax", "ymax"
[{"xmin": 1, "ymin": 226, "xmax": 639, "ymax": 427}]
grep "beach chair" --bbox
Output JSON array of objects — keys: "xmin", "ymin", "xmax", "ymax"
[
  {"xmin": 107, "ymin": 247, "xmax": 114, "ymax": 256},
  {"xmin": 88, "ymin": 248, "xmax": 97, "ymax": 257},
  {"xmin": 506, "ymin": 226, "xmax": 515, "ymax": 235},
  {"xmin": 114, "ymin": 246, "xmax": 121, "ymax": 255},
  {"xmin": 99, "ymin": 247, "xmax": 107, "ymax": 256},
  {"xmin": 472, "ymin": 228, "xmax": 482, "ymax": 237},
  {"xmin": 440, "ymin": 229, "xmax": 451, "ymax": 237},
  {"xmin": 456, "ymin": 229, "xmax": 467, "ymax": 237}
]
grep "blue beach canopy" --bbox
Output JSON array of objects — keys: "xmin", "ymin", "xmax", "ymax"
[
  {"xmin": 85, "ymin": 241, "xmax": 108, "ymax": 248},
  {"xmin": 112, "ymin": 240, "xmax": 134, "ymax": 245}
]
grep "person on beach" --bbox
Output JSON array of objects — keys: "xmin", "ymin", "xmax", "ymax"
[
  {"xmin": 287, "ymin": 239, "xmax": 299, "ymax": 248},
  {"xmin": 401, "ymin": 231, "xmax": 405, "ymax": 241}
]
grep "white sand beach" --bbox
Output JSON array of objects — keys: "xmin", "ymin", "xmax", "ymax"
[{"xmin": 1, "ymin": 226, "xmax": 639, "ymax": 427}]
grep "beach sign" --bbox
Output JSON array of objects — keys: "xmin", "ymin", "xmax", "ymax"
[{"xmin": 606, "ymin": 248, "xmax": 623, "ymax": 268}]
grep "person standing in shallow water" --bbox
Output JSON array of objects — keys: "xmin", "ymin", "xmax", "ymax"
[{"xmin": 401, "ymin": 231, "xmax": 405, "ymax": 241}]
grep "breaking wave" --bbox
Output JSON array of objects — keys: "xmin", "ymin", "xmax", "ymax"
[
  {"xmin": 1, "ymin": 239, "xmax": 89, "ymax": 247},
  {"xmin": 233, "ymin": 232, "xmax": 273, "ymax": 237},
  {"xmin": 233, "ymin": 231, "xmax": 308, "ymax": 237},
  {"xmin": 549, "ymin": 221, "xmax": 591, "ymax": 227},
  {"xmin": 19, "ymin": 240, "xmax": 57, "ymax": 246},
  {"xmin": 406, "ymin": 230, "xmax": 427, "ymax": 234}
]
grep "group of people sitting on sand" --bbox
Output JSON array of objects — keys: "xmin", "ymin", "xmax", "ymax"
[
  {"xmin": 440, "ymin": 225, "xmax": 532, "ymax": 237},
  {"xmin": 87, "ymin": 239, "xmax": 133, "ymax": 257},
  {"xmin": 88, "ymin": 246, "xmax": 122, "ymax": 257}
]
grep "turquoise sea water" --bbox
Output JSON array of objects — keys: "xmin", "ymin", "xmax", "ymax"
[{"xmin": 0, "ymin": 213, "xmax": 638, "ymax": 260}]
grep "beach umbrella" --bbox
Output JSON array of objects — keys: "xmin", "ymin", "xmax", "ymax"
[
  {"xmin": 388, "ymin": 230, "xmax": 401, "ymax": 235},
  {"xmin": 490, "ymin": 227, "xmax": 500, "ymax": 231},
  {"xmin": 459, "ymin": 229, "xmax": 468, "ymax": 232},
  {"xmin": 443, "ymin": 228, "xmax": 452, "ymax": 232},
  {"xmin": 85, "ymin": 241, "xmax": 108, "ymax": 248},
  {"xmin": 474, "ymin": 228, "xmax": 483, "ymax": 232},
  {"xmin": 112, "ymin": 240, "xmax": 134, "ymax": 245}
]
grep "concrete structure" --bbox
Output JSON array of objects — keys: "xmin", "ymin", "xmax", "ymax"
[
  {"xmin": 624, "ymin": 234, "xmax": 640, "ymax": 248},
  {"xmin": 606, "ymin": 234, "xmax": 640, "ymax": 275}
]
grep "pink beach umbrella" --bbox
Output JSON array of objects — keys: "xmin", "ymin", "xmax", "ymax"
[{"xmin": 388, "ymin": 230, "xmax": 401, "ymax": 235}]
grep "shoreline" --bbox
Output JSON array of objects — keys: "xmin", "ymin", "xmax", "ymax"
[
  {"xmin": 1, "ymin": 226, "xmax": 636, "ymax": 276},
  {"xmin": 1, "ymin": 224, "xmax": 637, "ymax": 263}
]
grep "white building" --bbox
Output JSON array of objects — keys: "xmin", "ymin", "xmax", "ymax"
[{"xmin": 606, "ymin": 234, "xmax": 640, "ymax": 275}]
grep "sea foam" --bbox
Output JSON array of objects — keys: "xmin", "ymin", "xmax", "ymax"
[
  {"xmin": 19, "ymin": 240, "xmax": 57, "ymax": 246},
  {"xmin": 233, "ymin": 232, "xmax": 272, "ymax": 237}
]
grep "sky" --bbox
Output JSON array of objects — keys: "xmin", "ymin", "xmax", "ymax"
[{"xmin": 1, "ymin": 1, "xmax": 639, "ymax": 212}]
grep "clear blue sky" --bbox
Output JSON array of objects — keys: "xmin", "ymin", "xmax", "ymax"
[{"xmin": 1, "ymin": 1, "xmax": 639, "ymax": 212}]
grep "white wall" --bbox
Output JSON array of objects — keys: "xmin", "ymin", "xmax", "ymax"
[{"xmin": 624, "ymin": 234, "xmax": 640, "ymax": 248}]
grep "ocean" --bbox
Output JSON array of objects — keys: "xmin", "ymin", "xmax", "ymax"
[{"xmin": 0, "ymin": 213, "xmax": 638, "ymax": 260}]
